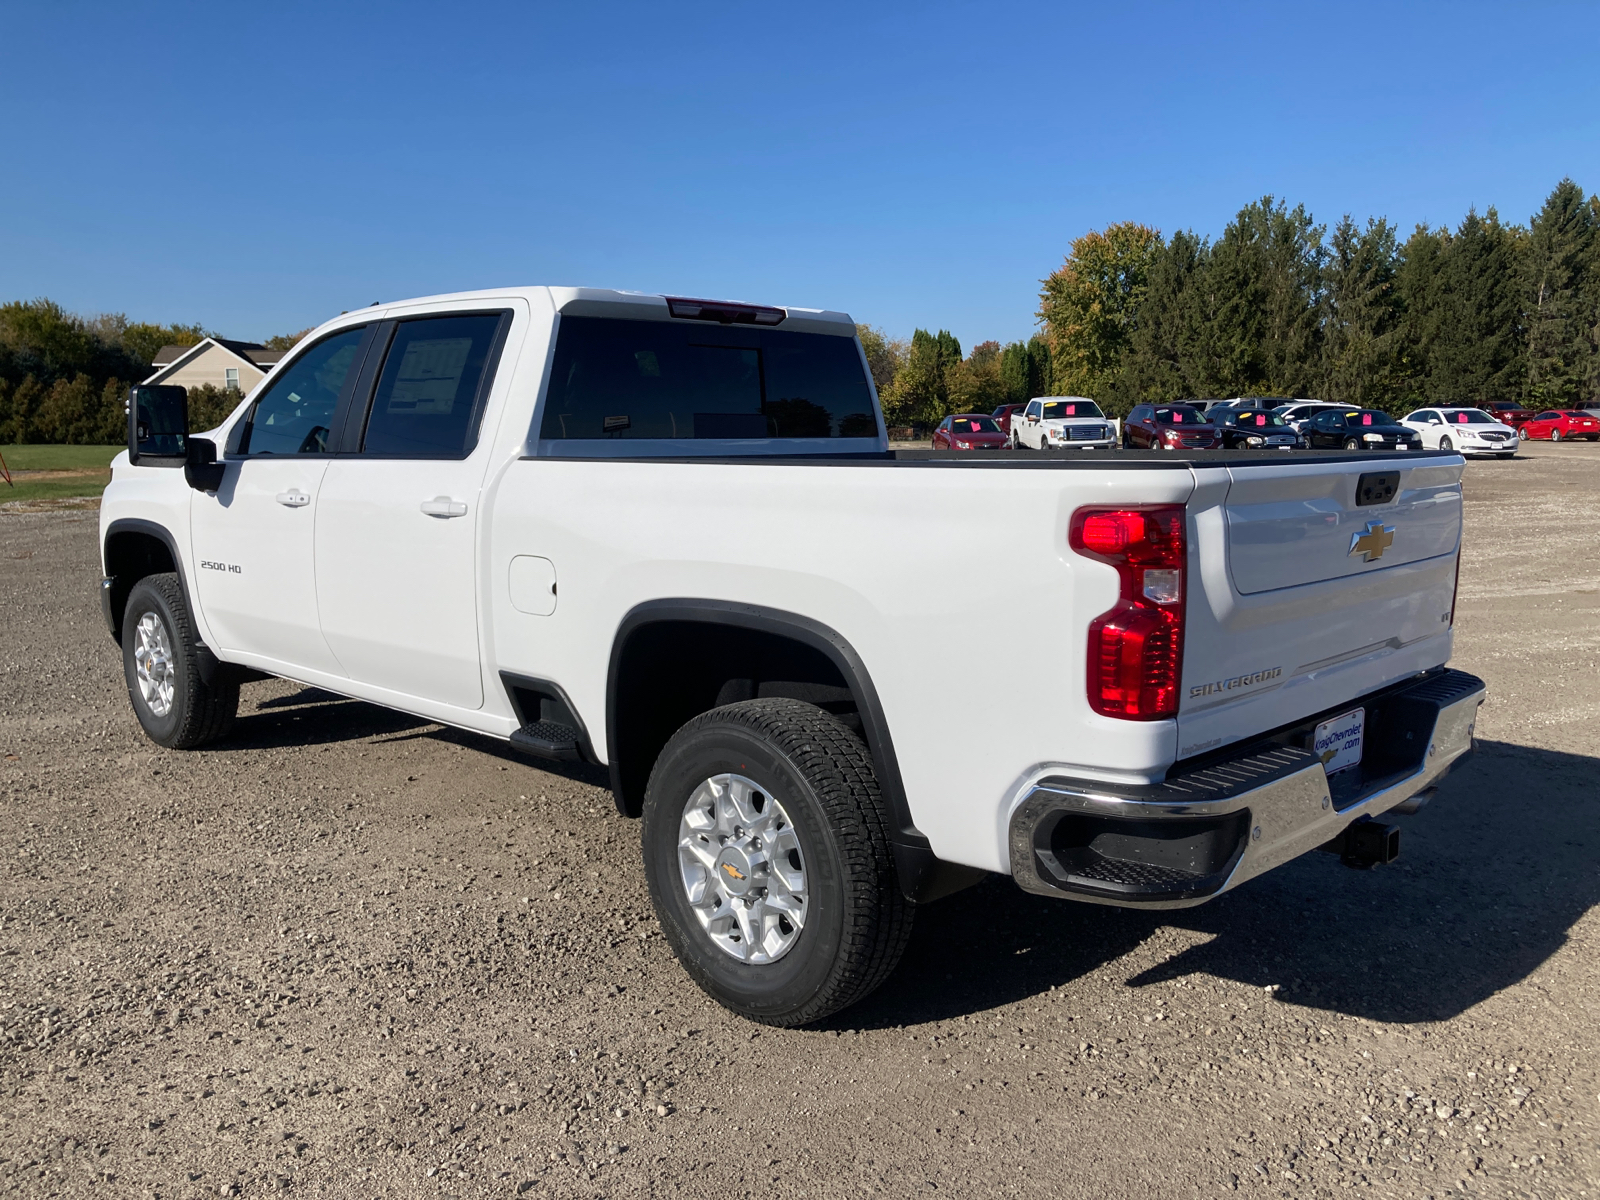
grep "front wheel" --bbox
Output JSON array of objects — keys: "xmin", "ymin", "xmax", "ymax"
[
  {"xmin": 1439, "ymin": 435, "xmax": 1453, "ymax": 451},
  {"xmin": 121, "ymin": 573, "xmax": 239, "ymax": 749},
  {"xmin": 1344, "ymin": 437, "xmax": 1360, "ymax": 450},
  {"xmin": 640, "ymin": 698, "xmax": 913, "ymax": 1027}
]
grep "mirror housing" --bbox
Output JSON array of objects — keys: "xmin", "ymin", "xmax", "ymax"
[
  {"xmin": 127, "ymin": 385, "xmax": 189, "ymax": 466},
  {"xmin": 185, "ymin": 438, "xmax": 225, "ymax": 493}
]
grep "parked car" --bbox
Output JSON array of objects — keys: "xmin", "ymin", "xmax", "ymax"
[
  {"xmin": 1483, "ymin": 401, "xmax": 1533, "ymax": 429},
  {"xmin": 1212, "ymin": 408, "xmax": 1303, "ymax": 449},
  {"xmin": 99, "ymin": 285, "xmax": 1482, "ymax": 1027},
  {"xmin": 1011, "ymin": 397, "xmax": 1117, "ymax": 450},
  {"xmin": 1220, "ymin": 395, "xmax": 1296, "ymax": 412},
  {"xmin": 932, "ymin": 413, "xmax": 1007, "ymax": 450},
  {"xmin": 990, "ymin": 403, "xmax": 1028, "ymax": 437},
  {"xmin": 1123, "ymin": 403, "xmax": 1222, "ymax": 450},
  {"xmin": 1304, "ymin": 408, "xmax": 1423, "ymax": 451},
  {"xmin": 1273, "ymin": 401, "xmax": 1345, "ymax": 433},
  {"xmin": 1399, "ymin": 408, "xmax": 1518, "ymax": 456},
  {"xmin": 1519, "ymin": 409, "xmax": 1600, "ymax": 442}
]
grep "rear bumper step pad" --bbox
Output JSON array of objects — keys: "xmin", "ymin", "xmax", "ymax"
[{"xmin": 1009, "ymin": 668, "xmax": 1485, "ymax": 908}]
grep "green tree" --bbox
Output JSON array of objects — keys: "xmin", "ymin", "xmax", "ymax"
[
  {"xmin": 1119, "ymin": 228, "xmax": 1212, "ymax": 409},
  {"xmin": 120, "ymin": 321, "xmax": 208, "ymax": 368},
  {"xmin": 1038, "ymin": 222, "xmax": 1162, "ymax": 400},
  {"xmin": 264, "ymin": 328, "xmax": 313, "ymax": 351},
  {"xmin": 947, "ymin": 340, "xmax": 1007, "ymax": 413},
  {"xmin": 1429, "ymin": 209, "xmax": 1526, "ymax": 407},
  {"xmin": 1203, "ymin": 197, "xmax": 1325, "ymax": 397},
  {"xmin": 1319, "ymin": 215, "xmax": 1401, "ymax": 409},
  {"xmin": 855, "ymin": 324, "xmax": 906, "ymax": 397},
  {"xmin": 881, "ymin": 328, "xmax": 961, "ymax": 426},
  {"xmin": 999, "ymin": 336, "xmax": 1053, "ymax": 404},
  {"xmin": 1524, "ymin": 178, "xmax": 1597, "ymax": 406}
]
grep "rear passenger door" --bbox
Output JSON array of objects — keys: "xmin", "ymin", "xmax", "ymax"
[{"xmin": 313, "ymin": 307, "xmax": 517, "ymax": 710}]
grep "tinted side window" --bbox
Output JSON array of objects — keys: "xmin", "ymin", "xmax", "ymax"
[
  {"xmin": 539, "ymin": 317, "xmax": 875, "ymax": 440},
  {"xmin": 239, "ymin": 326, "xmax": 368, "ymax": 455},
  {"xmin": 361, "ymin": 314, "xmax": 506, "ymax": 457}
]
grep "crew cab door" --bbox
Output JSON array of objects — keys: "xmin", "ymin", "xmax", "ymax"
[
  {"xmin": 190, "ymin": 323, "xmax": 378, "ymax": 674},
  {"xmin": 313, "ymin": 307, "xmax": 517, "ymax": 711}
]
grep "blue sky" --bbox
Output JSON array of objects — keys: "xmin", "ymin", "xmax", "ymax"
[{"xmin": 3, "ymin": 1, "xmax": 1597, "ymax": 349}]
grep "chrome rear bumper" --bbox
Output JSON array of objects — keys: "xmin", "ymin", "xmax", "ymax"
[{"xmin": 1009, "ymin": 669, "xmax": 1485, "ymax": 908}]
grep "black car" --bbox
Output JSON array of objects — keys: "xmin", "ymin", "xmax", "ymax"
[
  {"xmin": 1212, "ymin": 408, "xmax": 1303, "ymax": 449},
  {"xmin": 1304, "ymin": 408, "xmax": 1422, "ymax": 451}
]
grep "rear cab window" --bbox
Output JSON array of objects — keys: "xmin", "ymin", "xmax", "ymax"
[{"xmin": 537, "ymin": 317, "xmax": 878, "ymax": 447}]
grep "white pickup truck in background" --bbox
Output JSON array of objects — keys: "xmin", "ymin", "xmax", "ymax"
[
  {"xmin": 1010, "ymin": 396, "xmax": 1119, "ymax": 450},
  {"xmin": 103, "ymin": 287, "xmax": 1485, "ymax": 1026}
]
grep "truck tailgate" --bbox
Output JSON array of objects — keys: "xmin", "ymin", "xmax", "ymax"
[{"xmin": 1177, "ymin": 455, "xmax": 1463, "ymax": 761}]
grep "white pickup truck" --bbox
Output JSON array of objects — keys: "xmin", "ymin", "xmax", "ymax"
[
  {"xmin": 1010, "ymin": 396, "xmax": 1118, "ymax": 450},
  {"xmin": 103, "ymin": 287, "xmax": 1485, "ymax": 1026}
]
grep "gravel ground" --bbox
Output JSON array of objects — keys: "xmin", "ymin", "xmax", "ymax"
[{"xmin": 1, "ymin": 443, "xmax": 1596, "ymax": 1200}]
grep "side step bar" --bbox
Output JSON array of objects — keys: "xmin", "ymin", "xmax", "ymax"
[{"xmin": 509, "ymin": 720, "xmax": 584, "ymax": 762}]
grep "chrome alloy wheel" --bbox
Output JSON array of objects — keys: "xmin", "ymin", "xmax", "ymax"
[
  {"xmin": 133, "ymin": 610, "xmax": 176, "ymax": 717},
  {"xmin": 677, "ymin": 773, "xmax": 806, "ymax": 964}
]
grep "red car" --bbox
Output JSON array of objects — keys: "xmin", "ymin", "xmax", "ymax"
[
  {"xmin": 1519, "ymin": 410, "xmax": 1600, "ymax": 442},
  {"xmin": 932, "ymin": 413, "xmax": 1007, "ymax": 450},
  {"xmin": 1122, "ymin": 403, "xmax": 1222, "ymax": 450},
  {"xmin": 1484, "ymin": 401, "xmax": 1533, "ymax": 429},
  {"xmin": 990, "ymin": 403, "xmax": 1028, "ymax": 437}
]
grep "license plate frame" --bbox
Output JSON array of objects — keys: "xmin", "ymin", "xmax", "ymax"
[{"xmin": 1314, "ymin": 707, "xmax": 1365, "ymax": 775}]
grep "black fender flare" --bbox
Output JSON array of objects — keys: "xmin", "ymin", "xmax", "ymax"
[
  {"xmin": 102, "ymin": 517, "xmax": 223, "ymax": 686},
  {"xmin": 606, "ymin": 598, "xmax": 983, "ymax": 903}
]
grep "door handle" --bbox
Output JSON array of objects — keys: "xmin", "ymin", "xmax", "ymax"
[
  {"xmin": 275, "ymin": 489, "xmax": 311, "ymax": 508},
  {"xmin": 421, "ymin": 497, "xmax": 468, "ymax": 518}
]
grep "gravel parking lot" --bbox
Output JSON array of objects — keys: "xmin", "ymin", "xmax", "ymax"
[{"xmin": 2, "ymin": 443, "xmax": 1596, "ymax": 1199}]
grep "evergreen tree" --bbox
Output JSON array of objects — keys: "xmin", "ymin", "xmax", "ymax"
[
  {"xmin": 1524, "ymin": 178, "xmax": 1597, "ymax": 406},
  {"xmin": 1429, "ymin": 209, "xmax": 1525, "ymax": 407},
  {"xmin": 1319, "ymin": 215, "xmax": 1401, "ymax": 409}
]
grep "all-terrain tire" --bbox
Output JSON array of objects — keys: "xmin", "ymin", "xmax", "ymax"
[
  {"xmin": 640, "ymin": 698, "xmax": 913, "ymax": 1027},
  {"xmin": 122, "ymin": 573, "xmax": 239, "ymax": 749}
]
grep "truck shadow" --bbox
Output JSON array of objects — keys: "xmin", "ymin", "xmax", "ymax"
[{"xmin": 844, "ymin": 739, "xmax": 1598, "ymax": 1029}]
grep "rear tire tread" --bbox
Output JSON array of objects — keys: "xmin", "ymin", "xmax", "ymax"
[{"xmin": 645, "ymin": 698, "xmax": 913, "ymax": 1026}]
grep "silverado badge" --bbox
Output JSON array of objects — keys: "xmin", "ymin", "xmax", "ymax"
[{"xmin": 1348, "ymin": 520, "xmax": 1396, "ymax": 563}]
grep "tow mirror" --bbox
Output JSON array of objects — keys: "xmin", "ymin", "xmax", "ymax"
[{"xmin": 127, "ymin": 385, "xmax": 189, "ymax": 466}]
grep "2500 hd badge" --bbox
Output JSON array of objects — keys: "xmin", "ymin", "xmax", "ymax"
[{"xmin": 1189, "ymin": 665, "xmax": 1283, "ymax": 699}]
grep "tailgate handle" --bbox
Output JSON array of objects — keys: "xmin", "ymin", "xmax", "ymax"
[{"xmin": 1356, "ymin": 471, "xmax": 1399, "ymax": 507}]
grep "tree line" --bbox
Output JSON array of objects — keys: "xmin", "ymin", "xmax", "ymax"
[
  {"xmin": 0, "ymin": 300, "xmax": 304, "ymax": 444},
  {"xmin": 868, "ymin": 177, "xmax": 1600, "ymax": 424},
  {"xmin": 10, "ymin": 178, "xmax": 1596, "ymax": 444}
]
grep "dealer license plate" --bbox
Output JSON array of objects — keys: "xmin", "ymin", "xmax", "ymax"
[{"xmin": 1314, "ymin": 708, "xmax": 1365, "ymax": 775}]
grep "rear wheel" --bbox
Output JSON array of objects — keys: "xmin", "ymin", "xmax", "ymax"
[
  {"xmin": 1343, "ymin": 437, "xmax": 1360, "ymax": 450},
  {"xmin": 121, "ymin": 573, "xmax": 239, "ymax": 749},
  {"xmin": 640, "ymin": 698, "xmax": 912, "ymax": 1027}
]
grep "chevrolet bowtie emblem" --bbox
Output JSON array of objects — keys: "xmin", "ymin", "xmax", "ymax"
[
  {"xmin": 721, "ymin": 863, "xmax": 746, "ymax": 881},
  {"xmin": 1348, "ymin": 520, "xmax": 1396, "ymax": 563}
]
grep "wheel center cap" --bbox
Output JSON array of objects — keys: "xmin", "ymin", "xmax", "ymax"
[{"xmin": 713, "ymin": 846, "xmax": 755, "ymax": 896}]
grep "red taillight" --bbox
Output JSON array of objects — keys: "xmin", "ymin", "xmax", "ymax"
[{"xmin": 1070, "ymin": 505, "xmax": 1186, "ymax": 720}]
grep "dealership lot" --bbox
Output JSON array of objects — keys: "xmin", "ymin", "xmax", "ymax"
[{"xmin": 1, "ymin": 443, "xmax": 1596, "ymax": 1199}]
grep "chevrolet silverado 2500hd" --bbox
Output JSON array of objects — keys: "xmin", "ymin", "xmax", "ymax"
[{"xmin": 103, "ymin": 287, "xmax": 1485, "ymax": 1026}]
